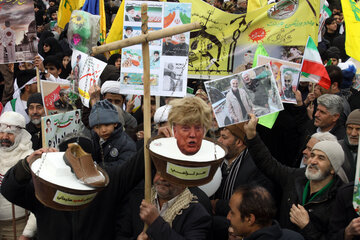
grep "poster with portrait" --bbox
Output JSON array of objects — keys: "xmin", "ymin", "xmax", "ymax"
[
  {"xmin": 71, "ymin": 49, "xmax": 107, "ymax": 108},
  {"xmin": 204, "ymin": 64, "xmax": 283, "ymax": 127},
  {"xmin": 40, "ymin": 80, "xmax": 71, "ymax": 115},
  {"xmin": 0, "ymin": 0, "xmax": 38, "ymax": 64},
  {"xmin": 280, "ymin": 65, "xmax": 300, "ymax": 104},
  {"xmin": 41, "ymin": 110, "xmax": 84, "ymax": 149},
  {"xmin": 120, "ymin": 1, "xmax": 191, "ymax": 97},
  {"xmin": 257, "ymin": 55, "xmax": 301, "ymax": 103}
]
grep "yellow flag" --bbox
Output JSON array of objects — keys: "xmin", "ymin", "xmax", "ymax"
[
  {"xmin": 99, "ymin": 0, "xmax": 106, "ymax": 44},
  {"xmin": 105, "ymin": 0, "xmax": 125, "ymax": 54},
  {"xmin": 341, "ymin": 0, "xmax": 360, "ymax": 62},
  {"xmin": 180, "ymin": 0, "xmax": 319, "ymax": 76},
  {"xmin": 247, "ymin": 0, "xmax": 268, "ymax": 12},
  {"xmin": 57, "ymin": 0, "xmax": 86, "ymax": 29}
]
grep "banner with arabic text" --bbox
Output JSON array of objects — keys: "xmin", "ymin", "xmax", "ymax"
[
  {"xmin": 180, "ymin": 0, "xmax": 319, "ymax": 77},
  {"xmin": 41, "ymin": 110, "xmax": 84, "ymax": 149}
]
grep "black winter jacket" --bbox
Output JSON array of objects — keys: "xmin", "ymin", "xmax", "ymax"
[
  {"xmin": 91, "ymin": 125, "xmax": 137, "ymax": 167},
  {"xmin": 244, "ymin": 221, "xmax": 304, "ymax": 240},
  {"xmin": 246, "ymin": 134, "xmax": 344, "ymax": 240},
  {"xmin": 1, "ymin": 148, "xmax": 146, "ymax": 240}
]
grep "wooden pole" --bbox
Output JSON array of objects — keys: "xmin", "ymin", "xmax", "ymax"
[
  {"xmin": 36, "ymin": 67, "xmax": 41, "ymax": 93},
  {"xmin": 92, "ymin": 22, "xmax": 202, "ymax": 55},
  {"xmin": 141, "ymin": 3, "xmax": 152, "ymax": 232}
]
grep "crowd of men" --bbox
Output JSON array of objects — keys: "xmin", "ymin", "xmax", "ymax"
[{"xmin": 0, "ymin": 0, "xmax": 360, "ymax": 239}]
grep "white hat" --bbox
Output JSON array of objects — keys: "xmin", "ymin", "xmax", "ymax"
[
  {"xmin": 0, "ymin": 112, "xmax": 26, "ymax": 129},
  {"xmin": 312, "ymin": 141, "xmax": 349, "ymax": 183},
  {"xmin": 101, "ymin": 81, "xmax": 121, "ymax": 95},
  {"xmin": 154, "ymin": 105, "xmax": 172, "ymax": 124}
]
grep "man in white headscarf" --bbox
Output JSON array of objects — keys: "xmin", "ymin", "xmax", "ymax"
[{"xmin": 0, "ymin": 112, "xmax": 36, "ymax": 240}]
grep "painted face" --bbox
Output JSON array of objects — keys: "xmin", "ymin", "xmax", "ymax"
[
  {"xmin": 93, "ymin": 123, "xmax": 117, "ymax": 141},
  {"xmin": 302, "ymin": 137, "xmax": 319, "ymax": 164},
  {"xmin": 305, "ymin": 149, "xmax": 334, "ymax": 181},
  {"xmin": 153, "ymin": 172, "xmax": 184, "ymax": 200},
  {"xmin": 346, "ymin": 124, "xmax": 360, "ymax": 146},
  {"xmin": 173, "ymin": 123, "xmax": 204, "ymax": 155},
  {"xmin": 314, "ymin": 105, "xmax": 338, "ymax": 131},
  {"xmin": 28, "ymin": 103, "xmax": 45, "ymax": 125}
]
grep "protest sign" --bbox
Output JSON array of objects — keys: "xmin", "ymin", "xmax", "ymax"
[
  {"xmin": 119, "ymin": 1, "xmax": 191, "ymax": 98},
  {"xmin": 258, "ymin": 56, "xmax": 301, "ymax": 104},
  {"xmin": 41, "ymin": 110, "xmax": 84, "ymax": 149},
  {"xmin": 71, "ymin": 49, "xmax": 107, "ymax": 107},
  {"xmin": 204, "ymin": 64, "xmax": 283, "ymax": 127},
  {"xmin": 179, "ymin": 0, "xmax": 319, "ymax": 77},
  {"xmin": 0, "ymin": 0, "xmax": 38, "ymax": 64},
  {"xmin": 40, "ymin": 80, "xmax": 71, "ymax": 115}
]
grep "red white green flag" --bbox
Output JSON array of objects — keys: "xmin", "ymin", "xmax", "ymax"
[{"xmin": 300, "ymin": 36, "xmax": 331, "ymax": 89}]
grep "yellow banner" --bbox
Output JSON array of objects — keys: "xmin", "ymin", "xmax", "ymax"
[
  {"xmin": 180, "ymin": 0, "xmax": 319, "ymax": 76},
  {"xmin": 105, "ymin": 0, "xmax": 125, "ymax": 54},
  {"xmin": 99, "ymin": 0, "xmax": 107, "ymax": 44},
  {"xmin": 341, "ymin": 0, "xmax": 360, "ymax": 62},
  {"xmin": 247, "ymin": 0, "xmax": 268, "ymax": 12},
  {"xmin": 58, "ymin": 0, "xmax": 86, "ymax": 29}
]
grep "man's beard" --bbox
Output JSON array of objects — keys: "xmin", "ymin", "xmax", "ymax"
[
  {"xmin": 0, "ymin": 139, "xmax": 14, "ymax": 148},
  {"xmin": 31, "ymin": 114, "xmax": 42, "ymax": 125},
  {"xmin": 154, "ymin": 180, "xmax": 178, "ymax": 200},
  {"xmin": 305, "ymin": 164, "xmax": 331, "ymax": 181},
  {"xmin": 347, "ymin": 135, "xmax": 358, "ymax": 146}
]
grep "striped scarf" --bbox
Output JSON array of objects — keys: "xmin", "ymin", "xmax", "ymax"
[{"xmin": 220, "ymin": 149, "xmax": 247, "ymax": 200}]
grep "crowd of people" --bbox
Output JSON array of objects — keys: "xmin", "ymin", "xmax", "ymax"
[{"xmin": 0, "ymin": 0, "xmax": 359, "ymax": 239}]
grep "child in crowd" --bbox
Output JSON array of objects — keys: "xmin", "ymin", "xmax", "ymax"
[{"xmin": 89, "ymin": 100, "xmax": 136, "ymax": 167}]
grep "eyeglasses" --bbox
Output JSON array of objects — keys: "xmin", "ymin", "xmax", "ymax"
[{"xmin": 0, "ymin": 123, "xmax": 23, "ymax": 132}]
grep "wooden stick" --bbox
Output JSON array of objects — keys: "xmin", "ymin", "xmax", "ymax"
[
  {"xmin": 141, "ymin": 3, "xmax": 152, "ymax": 232},
  {"xmin": 92, "ymin": 22, "xmax": 202, "ymax": 55},
  {"xmin": 36, "ymin": 67, "xmax": 41, "ymax": 93}
]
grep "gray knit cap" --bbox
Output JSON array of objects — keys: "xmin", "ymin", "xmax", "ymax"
[
  {"xmin": 312, "ymin": 141, "xmax": 349, "ymax": 183},
  {"xmin": 346, "ymin": 109, "xmax": 360, "ymax": 126},
  {"xmin": 89, "ymin": 99, "xmax": 120, "ymax": 128}
]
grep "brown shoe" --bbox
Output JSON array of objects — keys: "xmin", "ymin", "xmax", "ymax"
[{"xmin": 63, "ymin": 143, "xmax": 108, "ymax": 188}]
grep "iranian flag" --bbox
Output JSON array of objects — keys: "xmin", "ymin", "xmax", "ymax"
[{"xmin": 300, "ymin": 36, "xmax": 331, "ymax": 89}]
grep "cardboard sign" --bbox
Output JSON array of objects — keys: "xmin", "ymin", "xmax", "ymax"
[
  {"xmin": 0, "ymin": 0, "xmax": 38, "ymax": 63},
  {"xmin": 71, "ymin": 49, "xmax": 107, "ymax": 107},
  {"xmin": 204, "ymin": 64, "xmax": 283, "ymax": 127},
  {"xmin": 41, "ymin": 110, "xmax": 84, "ymax": 149},
  {"xmin": 119, "ymin": 1, "xmax": 191, "ymax": 98},
  {"xmin": 40, "ymin": 80, "xmax": 71, "ymax": 115}
]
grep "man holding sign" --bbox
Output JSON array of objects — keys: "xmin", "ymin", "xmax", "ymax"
[{"xmin": 117, "ymin": 97, "xmax": 213, "ymax": 240}]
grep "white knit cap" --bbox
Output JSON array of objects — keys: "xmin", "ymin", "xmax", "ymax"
[
  {"xmin": 101, "ymin": 81, "xmax": 121, "ymax": 95},
  {"xmin": 0, "ymin": 112, "xmax": 26, "ymax": 129},
  {"xmin": 312, "ymin": 141, "xmax": 349, "ymax": 183},
  {"xmin": 154, "ymin": 105, "xmax": 172, "ymax": 124}
]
